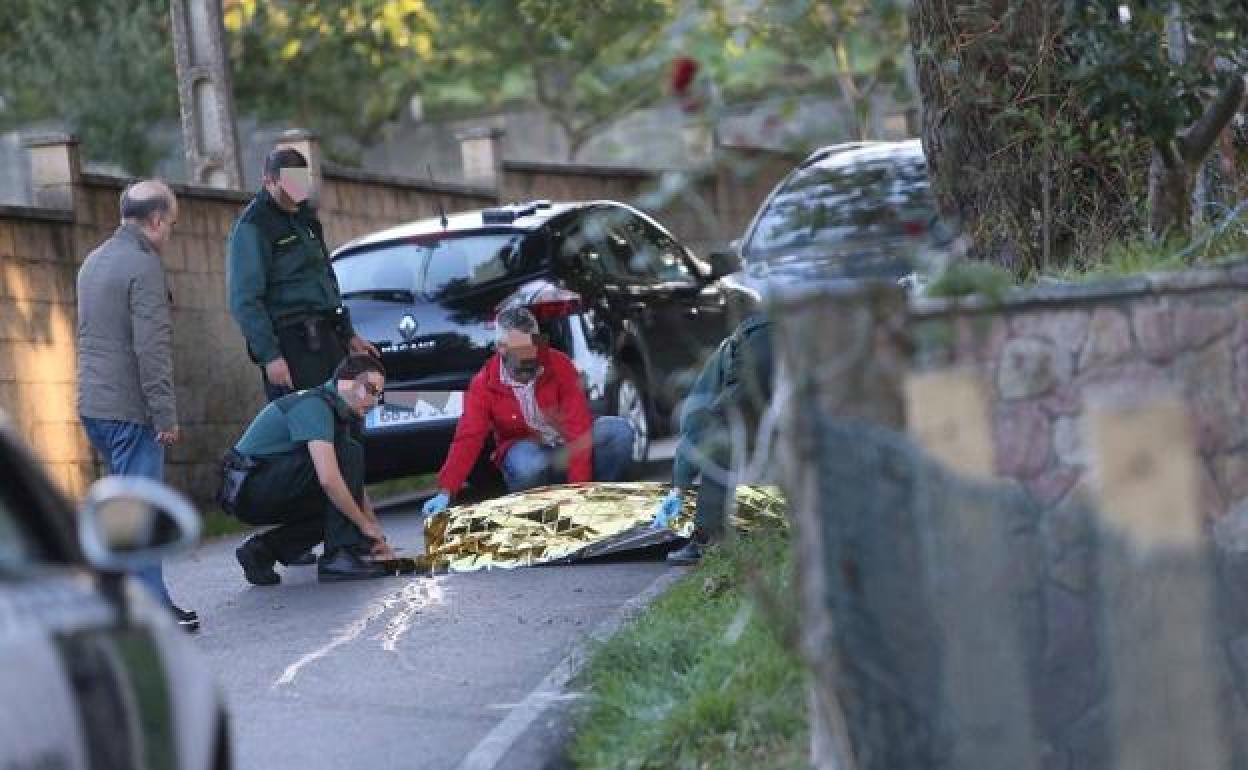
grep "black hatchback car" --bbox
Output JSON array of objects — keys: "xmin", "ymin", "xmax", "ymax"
[{"xmin": 331, "ymin": 200, "xmax": 754, "ymax": 481}]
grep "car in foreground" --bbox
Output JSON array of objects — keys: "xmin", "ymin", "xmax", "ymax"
[
  {"xmin": 0, "ymin": 415, "xmax": 230, "ymax": 769},
  {"xmin": 727, "ymin": 138, "xmax": 942, "ymax": 295},
  {"xmin": 331, "ymin": 200, "xmax": 754, "ymax": 481}
]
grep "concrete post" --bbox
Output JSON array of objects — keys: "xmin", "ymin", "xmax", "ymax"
[
  {"xmin": 456, "ymin": 126, "xmax": 504, "ymax": 189},
  {"xmin": 23, "ymin": 133, "xmax": 81, "ymax": 210},
  {"xmin": 170, "ymin": 0, "xmax": 243, "ymax": 189}
]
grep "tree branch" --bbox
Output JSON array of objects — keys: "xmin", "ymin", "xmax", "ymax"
[{"xmin": 1181, "ymin": 73, "xmax": 1246, "ymax": 165}]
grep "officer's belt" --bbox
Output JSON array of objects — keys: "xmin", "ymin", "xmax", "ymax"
[{"xmin": 273, "ymin": 308, "xmax": 341, "ymax": 330}]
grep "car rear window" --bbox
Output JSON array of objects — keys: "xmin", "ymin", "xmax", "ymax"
[
  {"xmin": 744, "ymin": 157, "xmax": 933, "ymax": 259},
  {"xmin": 335, "ymin": 232, "xmax": 533, "ymax": 298}
]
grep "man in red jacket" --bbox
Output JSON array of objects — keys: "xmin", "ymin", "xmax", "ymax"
[{"xmin": 422, "ymin": 307, "xmax": 635, "ymax": 514}]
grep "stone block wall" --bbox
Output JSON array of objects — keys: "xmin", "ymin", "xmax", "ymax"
[{"xmin": 911, "ymin": 267, "xmax": 1248, "ymax": 522}]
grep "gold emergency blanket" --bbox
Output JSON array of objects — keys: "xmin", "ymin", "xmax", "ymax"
[{"xmin": 422, "ymin": 482, "xmax": 786, "ymax": 573}]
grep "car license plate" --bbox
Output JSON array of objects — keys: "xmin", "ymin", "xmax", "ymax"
[{"xmin": 365, "ymin": 391, "xmax": 464, "ymax": 430}]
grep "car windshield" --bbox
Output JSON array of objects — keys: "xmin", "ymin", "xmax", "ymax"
[
  {"xmin": 335, "ymin": 233, "xmax": 528, "ymax": 299},
  {"xmin": 743, "ymin": 157, "xmax": 933, "ymax": 261}
]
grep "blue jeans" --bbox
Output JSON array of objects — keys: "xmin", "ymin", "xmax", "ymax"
[
  {"xmin": 80, "ymin": 417, "xmax": 172, "ymax": 606},
  {"xmin": 501, "ymin": 416, "xmax": 634, "ymax": 493}
]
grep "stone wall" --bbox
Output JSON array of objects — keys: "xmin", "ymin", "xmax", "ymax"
[{"xmin": 911, "ymin": 267, "xmax": 1248, "ymax": 523}]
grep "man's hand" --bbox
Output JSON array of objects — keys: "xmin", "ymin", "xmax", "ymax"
[
  {"xmin": 156, "ymin": 426, "xmax": 180, "ymax": 446},
  {"xmin": 650, "ymin": 489, "xmax": 684, "ymax": 529},
  {"xmin": 265, "ymin": 357, "xmax": 293, "ymax": 389},
  {"xmin": 422, "ymin": 491, "xmax": 450, "ymax": 516},
  {"xmin": 370, "ymin": 538, "xmax": 397, "ymax": 561},
  {"xmin": 349, "ymin": 334, "xmax": 380, "ymax": 359}
]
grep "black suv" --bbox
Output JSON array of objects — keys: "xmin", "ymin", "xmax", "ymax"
[{"xmin": 331, "ymin": 200, "xmax": 754, "ymax": 481}]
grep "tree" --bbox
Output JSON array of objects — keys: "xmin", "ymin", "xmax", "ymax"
[
  {"xmin": 223, "ymin": 0, "xmax": 440, "ymax": 163},
  {"xmin": 726, "ymin": 0, "xmax": 912, "ymax": 141},
  {"xmin": 423, "ymin": 0, "xmax": 681, "ymax": 162},
  {"xmin": 0, "ymin": 0, "xmax": 178, "ymax": 175},
  {"xmin": 1067, "ymin": 2, "xmax": 1248, "ymax": 239}
]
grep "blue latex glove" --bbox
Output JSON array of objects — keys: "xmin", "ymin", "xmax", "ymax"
[
  {"xmin": 422, "ymin": 492, "xmax": 450, "ymax": 516},
  {"xmin": 650, "ymin": 490, "xmax": 683, "ymax": 529}
]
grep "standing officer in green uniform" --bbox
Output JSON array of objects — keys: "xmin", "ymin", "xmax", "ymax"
[
  {"xmin": 225, "ymin": 354, "xmax": 398, "ymax": 584},
  {"xmin": 226, "ymin": 146, "xmax": 378, "ymax": 403},
  {"xmin": 650, "ymin": 314, "xmax": 773, "ymax": 564}
]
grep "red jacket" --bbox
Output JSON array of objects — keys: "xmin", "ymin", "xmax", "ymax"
[{"xmin": 437, "ymin": 347, "xmax": 592, "ymax": 494}]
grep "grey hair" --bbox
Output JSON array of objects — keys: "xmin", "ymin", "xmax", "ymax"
[{"xmin": 495, "ymin": 306, "xmax": 539, "ymax": 342}]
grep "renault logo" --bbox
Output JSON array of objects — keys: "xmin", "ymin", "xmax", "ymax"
[{"xmin": 398, "ymin": 314, "xmax": 418, "ymax": 342}]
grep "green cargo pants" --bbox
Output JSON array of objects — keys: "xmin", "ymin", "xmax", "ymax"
[{"xmin": 234, "ymin": 434, "xmax": 367, "ymax": 562}]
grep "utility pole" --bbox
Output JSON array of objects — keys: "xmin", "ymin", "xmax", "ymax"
[{"xmin": 170, "ymin": 0, "xmax": 242, "ymax": 188}]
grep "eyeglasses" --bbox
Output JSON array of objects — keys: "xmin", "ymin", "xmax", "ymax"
[{"xmin": 362, "ymin": 381, "xmax": 384, "ymax": 401}]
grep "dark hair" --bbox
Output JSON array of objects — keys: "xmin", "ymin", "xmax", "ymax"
[
  {"xmin": 264, "ymin": 147, "xmax": 308, "ymax": 179},
  {"xmin": 335, "ymin": 353, "xmax": 385, "ymax": 381},
  {"xmin": 119, "ymin": 182, "xmax": 173, "ymax": 222}
]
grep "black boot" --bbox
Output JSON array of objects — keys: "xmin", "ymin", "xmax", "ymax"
[
  {"xmin": 280, "ymin": 548, "xmax": 318, "ymax": 567},
  {"xmin": 667, "ymin": 529, "xmax": 715, "ymax": 566},
  {"xmin": 172, "ymin": 605, "xmax": 200, "ymax": 633},
  {"xmin": 235, "ymin": 537, "xmax": 281, "ymax": 586},
  {"xmin": 317, "ymin": 547, "xmax": 388, "ymax": 582}
]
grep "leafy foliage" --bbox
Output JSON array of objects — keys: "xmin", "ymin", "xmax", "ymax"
[{"xmin": 0, "ymin": 0, "xmax": 178, "ymax": 174}]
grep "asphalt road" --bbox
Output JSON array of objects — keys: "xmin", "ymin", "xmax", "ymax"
[{"xmin": 166, "ymin": 438, "xmax": 680, "ymax": 770}]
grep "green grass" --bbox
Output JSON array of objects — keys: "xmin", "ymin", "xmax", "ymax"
[
  {"xmin": 200, "ymin": 507, "xmax": 251, "ymax": 539},
  {"xmin": 365, "ymin": 472, "xmax": 437, "ymax": 501},
  {"xmin": 569, "ymin": 531, "xmax": 808, "ymax": 770}
]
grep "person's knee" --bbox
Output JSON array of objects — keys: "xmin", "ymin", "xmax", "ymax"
[
  {"xmin": 594, "ymin": 416, "xmax": 634, "ymax": 450},
  {"xmin": 503, "ymin": 443, "xmax": 548, "ymax": 490}
]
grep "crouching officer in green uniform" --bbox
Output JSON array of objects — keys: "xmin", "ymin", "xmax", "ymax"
[
  {"xmin": 651, "ymin": 314, "xmax": 774, "ymax": 564},
  {"xmin": 224, "ymin": 354, "xmax": 397, "ymax": 584},
  {"xmin": 226, "ymin": 146, "xmax": 378, "ymax": 404}
]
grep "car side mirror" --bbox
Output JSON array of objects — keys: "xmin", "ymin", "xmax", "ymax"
[
  {"xmin": 78, "ymin": 476, "xmax": 200, "ymax": 573},
  {"xmin": 707, "ymin": 245, "xmax": 742, "ymax": 280}
]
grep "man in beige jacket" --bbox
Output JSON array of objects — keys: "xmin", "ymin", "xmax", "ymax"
[{"xmin": 76, "ymin": 179, "xmax": 197, "ymax": 631}]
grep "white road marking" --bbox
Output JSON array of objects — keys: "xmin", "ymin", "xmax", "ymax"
[
  {"xmin": 273, "ymin": 576, "xmax": 447, "ymax": 687},
  {"xmin": 454, "ymin": 569, "xmax": 684, "ymax": 770}
]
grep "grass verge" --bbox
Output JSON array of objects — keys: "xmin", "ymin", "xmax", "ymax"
[{"xmin": 568, "ymin": 531, "xmax": 807, "ymax": 770}]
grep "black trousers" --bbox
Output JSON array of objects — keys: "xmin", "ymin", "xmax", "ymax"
[
  {"xmin": 235, "ymin": 436, "xmax": 367, "ymax": 562},
  {"xmin": 263, "ymin": 318, "xmax": 349, "ymax": 402}
]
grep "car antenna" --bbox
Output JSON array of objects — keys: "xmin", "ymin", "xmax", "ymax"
[{"xmin": 427, "ymin": 164, "xmax": 449, "ymax": 230}]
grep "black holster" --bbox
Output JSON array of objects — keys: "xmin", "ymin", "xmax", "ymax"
[{"xmin": 218, "ymin": 449, "xmax": 262, "ymax": 516}]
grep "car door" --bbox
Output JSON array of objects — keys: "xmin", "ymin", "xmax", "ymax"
[
  {"xmin": 608, "ymin": 208, "xmax": 727, "ymax": 405},
  {"xmin": 0, "ymin": 435, "xmax": 175, "ymax": 770}
]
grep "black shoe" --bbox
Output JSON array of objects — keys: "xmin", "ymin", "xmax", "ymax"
[
  {"xmin": 172, "ymin": 605, "xmax": 200, "ymax": 633},
  {"xmin": 236, "ymin": 537, "xmax": 281, "ymax": 586},
  {"xmin": 317, "ymin": 547, "xmax": 388, "ymax": 583},
  {"xmin": 666, "ymin": 539, "xmax": 705, "ymax": 565},
  {"xmin": 280, "ymin": 549, "xmax": 318, "ymax": 567}
]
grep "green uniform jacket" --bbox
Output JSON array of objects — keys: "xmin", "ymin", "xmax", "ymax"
[
  {"xmin": 671, "ymin": 314, "xmax": 774, "ymax": 490},
  {"xmin": 226, "ymin": 189, "xmax": 354, "ymax": 365}
]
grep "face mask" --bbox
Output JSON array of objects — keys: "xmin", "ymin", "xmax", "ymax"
[
  {"xmin": 504, "ymin": 352, "xmax": 540, "ymax": 383},
  {"xmin": 279, "ymin": 167, "xmax": 313, "ymax": 204}
]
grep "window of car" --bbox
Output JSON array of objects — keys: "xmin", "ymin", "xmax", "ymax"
[
  {"xmin": 619, "ymin": 216, "xmax": 696, "ymax": 285},
  {"xmin": 335, "ymin": 232, "xmax": 538, "ymax": 299},
  {"xmin": 743, "ymin": 155, "xmax": 934, "ymax": 261}
]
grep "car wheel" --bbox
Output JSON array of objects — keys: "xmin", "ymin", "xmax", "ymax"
[{"xmin": 614, "ymin": 367, "xmax": 651, "ymax": 464}]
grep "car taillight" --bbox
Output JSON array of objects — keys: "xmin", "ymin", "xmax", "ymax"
[
  {"xmin": 528, "ymin": 297, "xmax": 582, "ymax": 321},
  {"xmin": 491, "ymin": 285, "xmax": 583, "ymax": 326}
]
